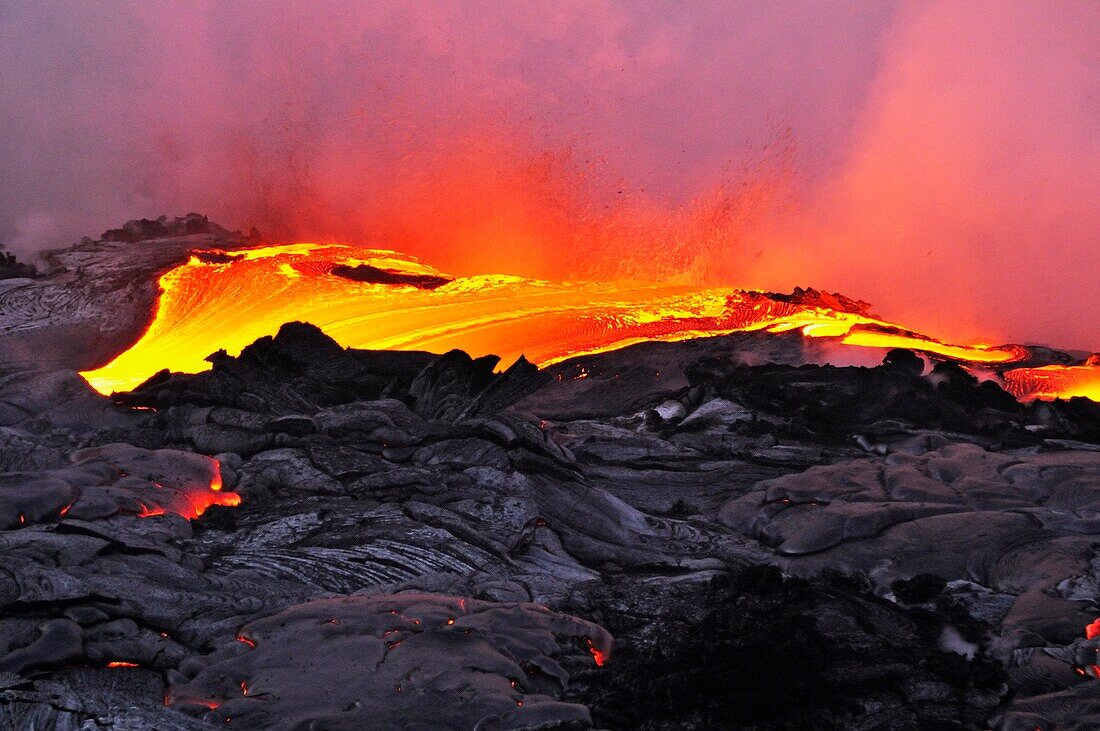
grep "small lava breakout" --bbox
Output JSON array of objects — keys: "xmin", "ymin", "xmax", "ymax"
[{"xmin": 1, "ymin": 3, "xmax": 1099, "ymax": 730}]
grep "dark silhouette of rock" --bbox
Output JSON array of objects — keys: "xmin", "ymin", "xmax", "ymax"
[
  {"xmin": 892, "ymin": 573, "xmax": 948, "ymax": 604},
  {"xmin": 331, "ymin": 263, "xmax": 452, "ymax": 289},
  {"xmin": 0, "ymin": 249, "xmax": 37, "ymax": 280},
  {"xmin": 882, "ymin": 347, "xmax": 925, "ymax": 377},
  {"xmin": 101, "ymin": 213, "xmax": 224, "ymax": 243},
  {"xmin": 577, "ymin": 567, "xmax": 1005, "ymax": 730}
]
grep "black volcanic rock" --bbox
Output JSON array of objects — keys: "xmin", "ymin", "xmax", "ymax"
[
  {"xmin": 767, "ymin": 286, "xmax": 875, "ymax": 317},
  {"xmin": 892, "ymin": 573, "xmax": 948, "ymax": 604},
  {"xmin": 680, "ymin": 350, "xmax": 1100, "ymax": 446},
  {"xmin": 231, "ymin": 320, "xmax": 349, "ymax": 365},
  {"xmin": 882, "ymin": 346, "xmax": 925, "ymax": 377},
  {"xmin": 330, "ymin": 262, "xmax": 452, "ymax": 289},
  {"xmin": 101, "ymin": 213, "xmax": 225, "ymax": 243},
  {"xmin": 409, "ymin": 349, "xmax": 549, "ymax": 423},
  {"xmin": 576, "ymin": 567, "xmax": 1005, "ymax": 730},
  {"xmin": 169, "ymin": 594, "xmax": 612, "ymax": 729},
  {"xmin": 119, "ymin": 322, "xmax": 438, "ymax": 412},
  {"xmin": 2, "ymin": 299, "xmax": 1100, "ymax": 727},
  {"xmin": 0, "ymin": 249, "xmax": 37, "ymax": 280},
  {"xmin": 122, "ymin": 323, "xmax": 552, "ymax": 428},
  {"xmin": 408, "ymin": 349, "xmax": 502, "ymax": 421}
]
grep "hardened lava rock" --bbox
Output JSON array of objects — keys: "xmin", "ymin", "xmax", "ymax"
[
  {"xmin": 0, "ymin": 443, "xmax": 236, "ymax": 528},
  {"xmin": 2, "ymin": 222, "xmax": 1100, "ymax": 730},
  {"xmin": 168, "ymin": 594, "xmax": 612, "ymax": 730}
]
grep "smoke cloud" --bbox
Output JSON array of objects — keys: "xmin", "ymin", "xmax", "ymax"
[{"xmin": 1, "ymin": 1, "xmax": 1096, "ymax": 347}]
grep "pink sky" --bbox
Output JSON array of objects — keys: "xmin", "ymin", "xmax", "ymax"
[{"xmin": 1, "ymin": 1, "xmax": 1097, "ymax": 348}]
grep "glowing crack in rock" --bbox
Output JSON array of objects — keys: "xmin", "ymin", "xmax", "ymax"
[
  {"xmin": 79, "ymin": 242, "xmax": 1096, "ymax": 401},
  {"xmin": 68, "ymin": 445, "xmax": 241, "ymax": 520}
]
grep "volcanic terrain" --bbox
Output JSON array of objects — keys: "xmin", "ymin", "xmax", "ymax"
[{"xmin": 1, "ymin": 216, "xmax": 1100, "ymax": 729}]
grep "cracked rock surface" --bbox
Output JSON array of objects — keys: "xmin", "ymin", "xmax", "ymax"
[{"xmin": 170, "ymin": 593, "xmax": 612, "ymax": 729}]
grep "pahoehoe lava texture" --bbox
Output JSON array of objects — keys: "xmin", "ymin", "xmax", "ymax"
[
  {"xmin": 170, "ymin": 593, "xmax": 612, "ymax": 728},
  {"xmin": 2, "ymin": 225, "xmax": 1100, "ymax": 729}
]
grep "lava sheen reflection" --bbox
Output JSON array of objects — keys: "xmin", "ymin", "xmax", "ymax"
[{"xmin": 79, "ymin": 242, "xmax": 1079, "ymax": 399}]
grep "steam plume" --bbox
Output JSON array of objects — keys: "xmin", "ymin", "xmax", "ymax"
[{"xmin": 1, "ymin": 1, "xmax": 1096, "ymax": 347}]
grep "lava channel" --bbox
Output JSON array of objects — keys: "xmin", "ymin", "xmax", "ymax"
[{"xmin": 80, "ymin": 242, "xmax": 1085, "ymax": 399}]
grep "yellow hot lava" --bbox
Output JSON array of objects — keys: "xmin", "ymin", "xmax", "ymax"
[
  {"xmin": 1002, "ymin": 365, "xmax": 1100, "ymax": 402},
  {"xmin": 81, "ymin": 242, "xmax": 1037, "ymax": 396}
]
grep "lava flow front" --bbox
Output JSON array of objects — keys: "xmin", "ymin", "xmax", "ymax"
[
  {"xmin": 79, "ymin": 242, "xmax": 1097, "ymax": 401},
  {"xmin": 1002, "ymin": 362, "xmax": 1100, "ymax": 402}
]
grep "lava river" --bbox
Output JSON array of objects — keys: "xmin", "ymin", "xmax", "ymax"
[{"xmin": 80, "ymin": 243, "xmax": 1098, "ymax": 401}]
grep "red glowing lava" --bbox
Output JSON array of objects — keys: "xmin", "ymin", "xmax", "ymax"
[
  {"xmin": 586, "ymin": 638, "xmax": 608, "ymax": 667},
  {"xmin": 137, "ymin": 504, "xmax": 166, "ymax": 518},
  {"xmin": 133, "ymin": 462, "xmax": 240, "ymax": 520}
]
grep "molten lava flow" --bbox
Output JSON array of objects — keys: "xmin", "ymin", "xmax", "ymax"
[
  {"xmin": 80, "ymin": 242, "xmax": 1036, "ymax": 396},
  {"xmin": 135, "ymin": 461, "xmax": 240, "ymax": 519},
  {"xmin": 585, "ymin": 637, "xmax": 608, "ymax": 667},
  {"xmin": 1002, "ymin": 364, "xmax": 1100, "ymax": 402}
]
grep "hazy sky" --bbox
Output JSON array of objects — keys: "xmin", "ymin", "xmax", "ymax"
[{"xmin": 1, "ymin": 1, "xmax": 1097, "ymax": 348}]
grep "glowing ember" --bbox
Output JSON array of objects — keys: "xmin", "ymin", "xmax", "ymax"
[
  {"xmin": 79, "ymin": 242, "xmax": 1046, "ymax": 397},
  {"xmin": 137, "ymin": 504, "xmax": 166, "ymax": 518},
  {"xmin": 1086, "ymin": 618, "xmax": 1100, "ymax": 641},
  {"xmin": 107, "ymin": 661, "xmax": 139, "ymax": 668},
  {"xmin": 586, "ymin": 637, "xmax": 608, "ymax": 667}
]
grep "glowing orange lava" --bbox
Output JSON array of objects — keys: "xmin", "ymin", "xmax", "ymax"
[
  {"xmin": 1002, "ymin": 364, "xmax": 1100, "ymax": 402},
  {"xmin": 135, "ymin": 462, "xmax": 240, "ymax": 520},
  {"xmin": 80, "ymin": 242, "xmax": 1047, "ymax": 398},
  {"xmin": 586, "ymin": 637, "xmax": 608, "ymax": 667}
]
